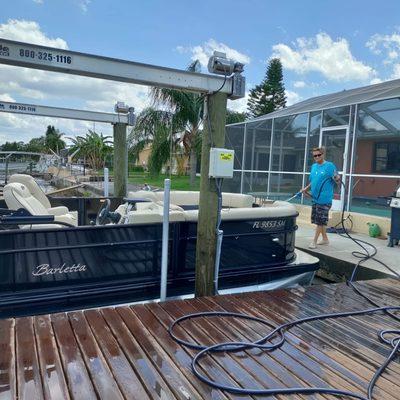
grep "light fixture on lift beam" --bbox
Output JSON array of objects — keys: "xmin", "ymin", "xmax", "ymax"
[
  {"xmin": 114, "ymin": 102, "xmax": 136, "ymax": 126},
  {"xmin": 114, "ymin": 102, "xmax": 130, "ymax": 114},
  {"xmin": 207, "ymin": 51, "xmax": 244, "ymax": 76}
]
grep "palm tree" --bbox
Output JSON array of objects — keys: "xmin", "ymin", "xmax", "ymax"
[
  {"xmin": 150, "ymin": 60, "xmax": 203, "ymax": 186},
  {"xmin": 129, "ymin": 108, "xmax": 179, "ymax": 177},
  {"xmin": 68, "ymin": 130, "xmax": 113, "ymax": 171}
]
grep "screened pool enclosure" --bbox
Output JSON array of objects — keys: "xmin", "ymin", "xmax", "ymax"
[{"xmin": 224, "ymin": 79, "xmax": 400, "ymax": 217}]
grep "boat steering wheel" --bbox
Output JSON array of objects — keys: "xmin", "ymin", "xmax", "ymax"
[{"xmin": 96, "ymin": 199, "xmax": 111, "ymax": 225}]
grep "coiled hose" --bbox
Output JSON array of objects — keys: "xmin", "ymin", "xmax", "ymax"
[{"xmin": 169, "ymin": 177, "xmax": 400, "ymax": 399}]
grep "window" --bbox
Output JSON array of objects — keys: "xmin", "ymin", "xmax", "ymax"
[{"xmin": 374, "ymin": 142, "xmax": 400, "ymax": 173}]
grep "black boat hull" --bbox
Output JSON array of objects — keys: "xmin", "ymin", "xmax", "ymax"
[{"xmin": 0, "ymin": 211, "xmax": 319, "ymax": 317}]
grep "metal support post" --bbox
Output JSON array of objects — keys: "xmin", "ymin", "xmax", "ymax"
[
  {"xmin": 103, "ymin": 168, "xmax": 109, "ymax": 197},
  {"xmin": 160, "ymin": 179, "xmax": 171, "ymax": 301}
]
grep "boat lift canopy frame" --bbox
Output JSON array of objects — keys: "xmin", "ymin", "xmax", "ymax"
[
  {"xmin": 0, "ymin": 100, "xmax": 133, "ymax": 125},
  {"xmin": 0, "ymin": 38, "xmax": 240, "ymax": 98}
]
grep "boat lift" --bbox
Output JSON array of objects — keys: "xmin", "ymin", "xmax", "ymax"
[
  {"xmin": 0, "ymin": 99, "xmax": 135, "ymax": 187},
  {"xmin": 0, "ymin": 38, "xmax": 246, "ymax": 297},
  {"xmin": 0, "ymin": 99, "xmax": 135, "ymax": 125}
]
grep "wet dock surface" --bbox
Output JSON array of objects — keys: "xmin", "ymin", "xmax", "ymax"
[{"xmin": 0, "ymin": 278, "xmax": 399, "ymax": 399}]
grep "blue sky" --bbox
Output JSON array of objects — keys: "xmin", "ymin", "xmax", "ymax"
[{"xmin": 1, "ymin": 0, "xmax": 400, "ymax": 143}]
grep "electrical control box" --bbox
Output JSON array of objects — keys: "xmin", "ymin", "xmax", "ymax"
[{"xmin": 208, "ymin": 148, "xmax": 234, "ymax": 178}]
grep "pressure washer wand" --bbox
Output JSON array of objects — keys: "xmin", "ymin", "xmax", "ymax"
[{"xmin": 285, "ymin": 192, "xmax": 302, "ymax": 202}]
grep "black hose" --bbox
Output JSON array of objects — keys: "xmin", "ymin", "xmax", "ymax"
[{"xmin": 169, "ymin": 176, "xmax": 400, "ymax": 399}]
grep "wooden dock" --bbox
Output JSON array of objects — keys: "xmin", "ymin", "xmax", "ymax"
[{"xmin": 0, "ymin": 279, "xmax": 399, "ymax": 399}]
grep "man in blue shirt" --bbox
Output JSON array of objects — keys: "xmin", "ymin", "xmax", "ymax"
[{"xmin": 300, "ymin": 147, "xmax": 339, "ymax": 249}]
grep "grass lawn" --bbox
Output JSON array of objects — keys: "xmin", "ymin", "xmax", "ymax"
[{"xmin": 128, "ymin": 173, "xmax": 200, "ymax": 191}]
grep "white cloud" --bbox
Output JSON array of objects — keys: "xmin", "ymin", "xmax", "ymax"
[
  {"xmin": 370, "ymin": 77, "xmax": 383, "ymax": 84},
  {"xmin": 0, "ymin": 93, "xmax": 16, "ymax": 102},
  {"xmin": 77, "ymin": 0, "xmax": 91, "ymax": 13},
  {"xmin": 366, "ymin": 32, "xmax": 400, "ymax": 60},
  {"xmin": 392, "ymin": 64, "xmax": 400, "ymax": 79},
  {"xmin": 272, "ymin": 32, "xmax": 375, "ymax": 82},
  {"xmin": 0, "ymin": 19, "xmax": 67, "ymax": 48},
  {"xmin": 0, "ymin": 112, "xmax": 107, "ymax": 145},
  {"xmin": 0, "ymin": 20, "xmax": 151, "ymax": 142},
  {"xmin": 285, "ymin": 90, "xmax": 301, "ymax": 106},
  {"xmin": 227, "ymin": 92, "xmax": 249, "ymax": 113},
  {"xmin": 365, "ymin": 31, "xmax": 400, "ymax": 79},
  {"xmin": 293, "ymin": 80, "xmax": 306, "ymax": 88},
  {"xmin": 176, "ymin": 39, "xmax": 250, "ymax": 69},
  {"xmin": 33, "ymin": 0, "xmax": 43, "ymax": 4}
]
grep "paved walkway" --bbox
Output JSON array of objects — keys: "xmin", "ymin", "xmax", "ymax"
[{"xmin": 296, "ymin": 224, "xmax": 400, "ymax": 279}]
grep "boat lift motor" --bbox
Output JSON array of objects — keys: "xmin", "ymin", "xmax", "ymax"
[{"xmin": 388, "ymin": 185, "xmax": 400, "ymax": 246}]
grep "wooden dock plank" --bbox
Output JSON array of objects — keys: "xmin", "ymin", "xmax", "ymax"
[
  {"xmin": 159, "ymin": 299, "xmax": 286, "ymax": 398},
  {"xmin": 68, "ymin": 311, "xmax": 125, "ymax": 400},
  {"xmin": 197, "ymin": 295, "xmax": 357, "ymax": 399},
  {"xmin": 285, "ymin": 285, "xmax": 400, "ymax": 378},
  {"xmin": 205, "ymin": 292, "xmax": 395, "ymax": 400},
  {"xmin": 50, "ymin": 313, "xmax": 97, "ymax": 400},
  {"xmin": 246, "ymin": 288, "xmax": 399, "ymax": 398},
  {"xmin": 142, "ymin": 304, "xmax": 238, "ymax": 400},
  {"xmin": 15, "ymin": 317, "xmax": 44, "ymax": 400},
  {"xmin": 168, "ymin": 298, "xmax": 311, "ymax": 400},
  {"xmin": 110, "ymin": 306, "xmax": 199, "ymax": 400},
  {"xmin": 33, "ymin": 315, "xmax": 70, "ymax": 400},
  {"xmin": 2, "ymin": 279, "xmax": 399, "ymax": 399},
  {"xmin": 0, "ymin": 319, "xmax": 15, "ymax": 400},
  {"xmin": 82, "ymin": 309, "xmax": 151, "ymax": 400}
]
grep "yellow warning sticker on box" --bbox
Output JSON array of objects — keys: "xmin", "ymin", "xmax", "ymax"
[{"xmin": 220, "ymin": 153, "xmax": 233, "ymax": 161}]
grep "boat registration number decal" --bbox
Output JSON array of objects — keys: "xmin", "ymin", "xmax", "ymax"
[
  {"xmin": 252, "ymin": 220, "xmax": 286, "ymax": 229},
  {"xmin": 32, "ymin": 263, "xmax": 87, "ymax": 276}
]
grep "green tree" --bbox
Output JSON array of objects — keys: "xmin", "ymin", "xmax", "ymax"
[
  {"xmin": 68, "ymin": 130, "xmax": 113, "ymax": 171},
  {"xmin": 151, "ymin": 60, "xmax": 203, "ymax": 186},
  {"xmin": 25, "ymin": 137, "xmax": 46, "ymax": 153},
  {"xmin": 226, "ymin": 109, "xmax": 246, "ymax": 124},
  {"xmin": 0, "ymin": 141, "xmax": 25, "ymax": 151},
  {"xmin": 45, "ymin": 125, "xmax": 66, "ymax": 154},
  {"xmin": 129, "ymin": 108, "xmax": 178, "ymax": 177},
  {"xmin": 247, "ymin": 58, "xmax": 286, "ymax": 117}
]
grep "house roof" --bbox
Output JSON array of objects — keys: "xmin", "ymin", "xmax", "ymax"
[{"xmin": 230, "ymin": 78, "xmax": 400, "ymax": 125}]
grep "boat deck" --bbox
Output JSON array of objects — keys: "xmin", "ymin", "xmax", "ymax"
[{"xmin": 1, "ymin": 279, "xmax": 399, "ymax": 399}]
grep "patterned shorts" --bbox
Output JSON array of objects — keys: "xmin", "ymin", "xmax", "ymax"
[{"xmin": 311, "ymin": 203, "xmax": 331, "ymax": 226}]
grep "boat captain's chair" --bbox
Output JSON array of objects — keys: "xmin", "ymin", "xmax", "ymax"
[
  {"xmin": 9, "ymin": 174, "xmax": 78, "ymax": 221},
  {"xmin": 3, "ymin": 182, "xmax": 78, "ymax": 228}
]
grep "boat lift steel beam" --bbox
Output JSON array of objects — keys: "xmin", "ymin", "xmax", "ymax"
[
  {"xmin": 0, "ymin": 38, "xmax": 236, "ymax": 97},
  {"xmin": 0, "ymin": 100, "xmax": 131, "ymax": 125}
]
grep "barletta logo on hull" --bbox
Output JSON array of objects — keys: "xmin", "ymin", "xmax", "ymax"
[{"xmin": 32, "ymin": 263, "xmax": 87, "ymax": 276}]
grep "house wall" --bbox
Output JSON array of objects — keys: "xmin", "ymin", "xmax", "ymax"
[{"xmin": 353, "ymin": 138, "xmax": 400, "ymax": 198}]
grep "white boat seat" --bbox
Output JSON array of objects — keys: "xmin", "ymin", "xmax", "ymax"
[
  {"xmin": 126, "ymin": 202, "xmax": 185, "ymax": 224},
  {"xmin": 127, "ymin": 190, "xmax": 158, "ymax": 202},
  {"xmin": 121, "ymin": 197, "xmax": 297, "ymax": 225},
  {"xmin": 183, "ymin": 201, "xmax": 298, "ymax": 222},
  {"xmin": 128, "ymin": 190, "xmax": 255, "ymax": 208},
  {"xmin": 3, "ymin": 182, "xmax": 78, "ymax": 229},
  {"xmin": 9, "ymin": 174, "xmax": 78, "ymax": 220}
]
